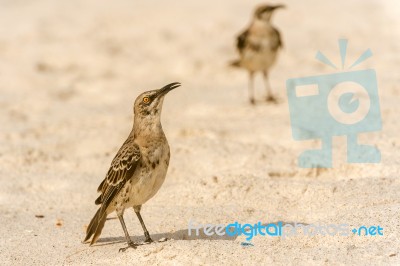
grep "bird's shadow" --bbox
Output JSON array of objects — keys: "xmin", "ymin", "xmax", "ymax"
[
  {"xmin": 94, "ymin": 228, "xmax": 235, "ymax": 247},
  {"xmin": 93, "ymin": 220, "xmax": 301, "ymax": 247}
]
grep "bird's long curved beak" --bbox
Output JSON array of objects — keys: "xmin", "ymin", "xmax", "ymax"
[
  {"xmin": 271, "ymin": 4, "xmax": 285, "ymax": 10},
  {"xmin": 156, "ymin": 82, "xmax": 181, "ymax": 98}
]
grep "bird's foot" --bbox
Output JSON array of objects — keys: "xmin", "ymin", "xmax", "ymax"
[
  {"xmin": 144, "ymin": 237, "xmax": 154, "ymax": 244},
  {"xmin": 266, "ymin": 95, "xmax": 278, "ymax": 103},
  {"xmin": 119, "ymin": 241, "xmax": 137, "ymax": 252},
  {"xmin": 144, "ymin": 231, "xmax": 154, "ymax": 243},
  {"xmin": 250, "ymin": 98, "xmax": 256, "ymax": 105}
]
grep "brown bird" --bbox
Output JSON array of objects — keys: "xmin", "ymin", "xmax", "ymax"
[
  {"xmin": 84, "ymin": 82, "xmax": 180, "ymax": 252},
  {"xmin": 231, "ymin": 4, "xmax": 285, "ymax": 104}
]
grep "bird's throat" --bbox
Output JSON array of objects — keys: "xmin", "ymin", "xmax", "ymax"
[{"xmin": 133, "ymin": 116, "xmax": 164, "ymax": 139}]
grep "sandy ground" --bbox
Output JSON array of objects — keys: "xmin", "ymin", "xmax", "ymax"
[{"xmin": 1, "ymin": 0, "xmax": 400, "ymax": 265}]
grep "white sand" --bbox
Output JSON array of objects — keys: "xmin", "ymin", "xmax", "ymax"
[{"xmin": 0, "ymin": 0, "xmax": 399, "ymax": 265}]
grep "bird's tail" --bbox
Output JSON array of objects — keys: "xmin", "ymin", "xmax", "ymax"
[
  {"xmin": 83, "ymin": 207, "xmax": 107, "ymax": 245},
  {"xmin": 229, "ymin": 59, "xmax": 242, "ymax": 67}
]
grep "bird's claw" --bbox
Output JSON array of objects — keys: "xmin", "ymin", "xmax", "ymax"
[
  {"xmin": 250, "ymin": 98, "xmax": 256, "ymax": 105},
  {"xmin": 144, "ymin": 237, "xmax": 154, "ymax": 244},
  {"xmin": 119, "ymin": 241, "xmax": 137, "ymax": 252},
  {"xmin": 143, "ymin": 231, "xmax": 154, "ymax": 244}
]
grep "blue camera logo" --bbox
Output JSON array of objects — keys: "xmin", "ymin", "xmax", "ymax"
[{"xmin": 286, "ymin": 39, "xmax": 382, "ymax": 168}]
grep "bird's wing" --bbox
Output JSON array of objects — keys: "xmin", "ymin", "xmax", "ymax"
[
  {"xmin": 271, "ymin": 27, "xmax": 283, "ymax": 51},
  {"xmin": 236, "ymin": 29, "xmax": 250, "ymax": 54},
  {"xmin": 237, "ymin": 27, "xmax": 283, "ymax": 54},
  {"xmin": 95, "ymin": 136, "xmax": 141, "ymax": 211},
  {"xmin": 237, "ymin": 28, "xmax": 265, "ymax": 54}
]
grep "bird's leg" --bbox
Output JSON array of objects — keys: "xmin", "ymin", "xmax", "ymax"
[
  {"xmin": 248, "ymin": 71, "xmax": 255, "ymax": 104},
  {"xmin": 263, "ymin": 70, "xmax": 276, "ymax": 102},
  {"xmin": 118, "ymin": 214, "xmax": 137, "ymax": 252},
  {"xmin": 135, "ymin": 210, "xmax": 153, "ymax": 243}
]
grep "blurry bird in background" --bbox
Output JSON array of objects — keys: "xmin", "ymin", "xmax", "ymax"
[{"xmin": 231, "ymin": 4, "xmax": 285, "ymax": 104}]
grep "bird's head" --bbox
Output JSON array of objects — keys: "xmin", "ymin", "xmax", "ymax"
[
  {"xmin": 254, "ymin": 4, "xmax": 285, "ymax": 21},
  {"xmin": 133, "ymin": 82, "xmax": 180, "ymax": 131}
]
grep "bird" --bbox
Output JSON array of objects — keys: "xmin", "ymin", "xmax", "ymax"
[
  {"xmin": 83, "ymin": 82, "xmax": 181, "ymax": 252},
  {"xmin": 231, "ymin": 4, "xmax": 285, "ymax": 104}
]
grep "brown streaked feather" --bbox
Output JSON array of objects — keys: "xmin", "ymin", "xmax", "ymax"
[
  {"xmin": 84, "ymin": 208, "xmax": 103, "ymax": 244},
  {"xmin": 96, "ymin": 136, "xmax": 141, "ymax": 207},
  {"xmin": 85, "ymin": 136, "xmax": 141, "ymax": 245}
]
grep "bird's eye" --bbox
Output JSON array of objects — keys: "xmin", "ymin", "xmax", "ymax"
[{"xmin": 143, "ymin": 97, "xmax": 150, "ymax": 104}]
